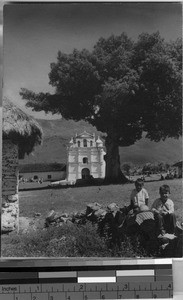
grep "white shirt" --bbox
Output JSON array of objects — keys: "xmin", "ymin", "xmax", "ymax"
[
  {"xmin": 151, "ymin": 198, "xmax": 174, "ymax": 214},
  {"xmin": 130, "ymin": 188, "xmax": 149, "ymax": 207}
]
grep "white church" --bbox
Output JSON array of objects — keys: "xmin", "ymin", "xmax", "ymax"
[{"xmin": 67, "ymin": 131, "xmax": 106, "ymax": 181}]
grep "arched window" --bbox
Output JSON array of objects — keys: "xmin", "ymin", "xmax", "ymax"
[
  {"xmin": 90, "ymin": 141, "xmax": 93, "ymax": 147},
  {"xmin": 83, "ymin": 157, "xmax": 88, "ymax": 164},
  {"xmin": 83, "ymin": 139, "xmax": 87, "ymax": 147},
  {"xmin": 78, "ymin": 141, "xmax": 80, "ymax": 147}
]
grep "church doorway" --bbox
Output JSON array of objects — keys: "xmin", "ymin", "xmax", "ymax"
[{"xmin": 81, "ymin": 168, "xmax": 90, "ymax": 179}]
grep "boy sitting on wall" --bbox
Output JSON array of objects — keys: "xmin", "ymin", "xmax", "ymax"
[
  {"xmin": 151, "ymin": 184, "xmax": 176, "ymax": 235},
  {"xmin": 130, "ymin": 178, "xmax": 149, "ymax": 210}
]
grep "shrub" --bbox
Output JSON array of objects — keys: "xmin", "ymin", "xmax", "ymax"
[
  {"xmin": 2, "ymin": 222, "xmax": 109, "ymax": 257},
  {"xmin": 2, "ymin": 222, "xmax": 157, "ymax": 258}
]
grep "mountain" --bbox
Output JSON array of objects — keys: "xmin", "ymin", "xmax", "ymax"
[
  {"xmin": 20, "ymin": 118, "xmax": 182, "ymax": 166},
  {"xmin": 20, "ymin": 118, "xmax": 101, "ymax": 165}
]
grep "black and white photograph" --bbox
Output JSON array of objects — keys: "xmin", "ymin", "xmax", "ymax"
[{"xmin": 1, "ymin": 2, "xmax": 182, "ymax": 258}]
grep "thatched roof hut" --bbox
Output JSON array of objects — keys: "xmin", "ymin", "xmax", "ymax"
[{"xmin": 3, "ymin": 98, "xmax": 43, "ymax": 159}]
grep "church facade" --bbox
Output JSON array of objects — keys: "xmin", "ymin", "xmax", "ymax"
[{"xmin": 67, "ymin": 131, "xmax": 106, "ymax": 181}]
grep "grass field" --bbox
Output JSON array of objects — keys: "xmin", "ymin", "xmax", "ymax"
[
  {"xmin": 2, "ymin": 178, "xmax": 182, "ymax": 257},
  {"xmin": 19, "ymin": 178, "xmax": 182, "ymax": 223}
]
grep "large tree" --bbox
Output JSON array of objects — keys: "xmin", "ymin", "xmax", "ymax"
[{"xmin": 20, "ymin": 32, "xmax": 182, "ymax": 183}]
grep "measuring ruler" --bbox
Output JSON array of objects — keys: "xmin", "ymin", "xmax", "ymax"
[{"xmin": 0, "ymin": 259, "xmax": 173, "ymax": 299}]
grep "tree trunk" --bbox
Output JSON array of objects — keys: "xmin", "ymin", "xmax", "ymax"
[{"xmin": 104, "ymin": 135, "xmax": 128, "ymax": 184}]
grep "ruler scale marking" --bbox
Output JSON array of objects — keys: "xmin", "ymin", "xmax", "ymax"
[{"xmin": 0, "ymin": 263, "xmax": 173, "ymax": 299}]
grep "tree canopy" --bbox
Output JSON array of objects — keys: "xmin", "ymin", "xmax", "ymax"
[{"xmin": 20, "ymin": 32, "xmax": 182, "ymax": 182}]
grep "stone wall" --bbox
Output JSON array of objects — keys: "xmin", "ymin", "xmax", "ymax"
[
  {"xmin": 2, "ymin": 139, "xmax": 19, "ymax": 233},
  {"xmin": 44, "ymin": 202, "xmax": 182, "ymax": 257}
]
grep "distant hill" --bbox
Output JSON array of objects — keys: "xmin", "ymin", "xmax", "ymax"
[
  {"xmin": 20, "ymin": 118, "xmax": 182, "ymax": 166},
  {"xmin": 34, "ymin": 118, "xmax": 101, "ymax": 138}
]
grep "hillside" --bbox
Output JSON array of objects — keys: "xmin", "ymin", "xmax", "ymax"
[{"xmin": 20, "ymin": 118, "xmax": 182, "ymax": 166}]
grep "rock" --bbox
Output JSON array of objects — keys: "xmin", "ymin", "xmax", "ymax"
[
  {"xmin": 158, "ymin": 233, "xmax": 177, "ymax": 244},
  {"xmin": 72, "ymin": 212, "xmax": 79, "ymax": 218},
  {"xmin": 3, "ymin": 204, "xmax": 18, "ymax": 217},
  {"xmin": 86, "ymin": 202, "xmax": 102, "ymax": 215},
  {"xmin": 10, "ymin": 211, "xmax": 17, "ymax": 217},
  {"xmin": 73, "ymin": 209, "xmax": 87, "ymax": 223},
  {"xmin": 8, "ymin": 194, "xmax": 19, "ymax": 202},
  {"xmin": 1, "ymin": 224, "xmax": 15, "ymax": 233},
  {"xmin": 59, "ymin": 217, "xmax": 68, "ymax": 223},
  {"xmin": 107, "ymin": 203, "xmax": 119, "ymax": 212},
  {"xmin": 59, "ymin": 218, "xmax": 73, "ymax": 226},
  {"xmin": 74, "ymin": 218, "xmax": 84, "ymax": 225},
  {"xmin": 6, "ymin": 205, "xmax": 17, "ymax": 214},
  {"xmin": 45, "ymin": 210, "xmax": 60, "ymax": 227},
  {"xmin": 94, "ymin": 208, "xmax": 107, "ymax": 219},
  {"xmin": 80, "ymin": 210, "xmax": 87, "ymax": 216},
  {"xmin": 2, "ymin": 214, "xmax": 15, "ymax": 224},
  {"xmin": 61, "ymin": 213, "xmax": 69, "ymax": 218},
  {"xmin": 34, "ymin": 213, "xmax": 41, "ymax": 217},
  {"xmin": 46, "ymin": 210, "xmax": 57, "ymax": 222},
  {"xmin": 1, "ymin": 215, "xmax": 15, "ymax": 232},
  {"xmin": 72, "ymin": 210, "xmax": 86, "ymax": 220},
  {"xmin": 47, "ymin": 210, "xmax": 56, "ymax": 218}
]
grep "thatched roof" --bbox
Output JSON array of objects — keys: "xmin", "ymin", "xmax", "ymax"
[{"xmin": 3, "ymin": 98, "xmax": 43, "ymax": 159}]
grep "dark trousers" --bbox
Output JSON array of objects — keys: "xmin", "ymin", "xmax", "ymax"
[{"xmin": 154, "ymin": 213, "xmax": 177, "ymax": 234}]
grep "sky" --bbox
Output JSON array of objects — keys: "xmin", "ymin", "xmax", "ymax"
[{"xmin": 3, "ymin": 2, "xmax": 182, "ymax": 119}]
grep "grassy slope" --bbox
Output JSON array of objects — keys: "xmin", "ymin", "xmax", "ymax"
[
  {"xmin": 2, "ymin": 179, "xmax": 182, "ymax": 257},
  {"xmin": 20, "ymin": 118, "xmax": 182, "ymax": 166},
  {"xmin": 19, "ymin": 179, "xmax": 182, "ymax": 223}
]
